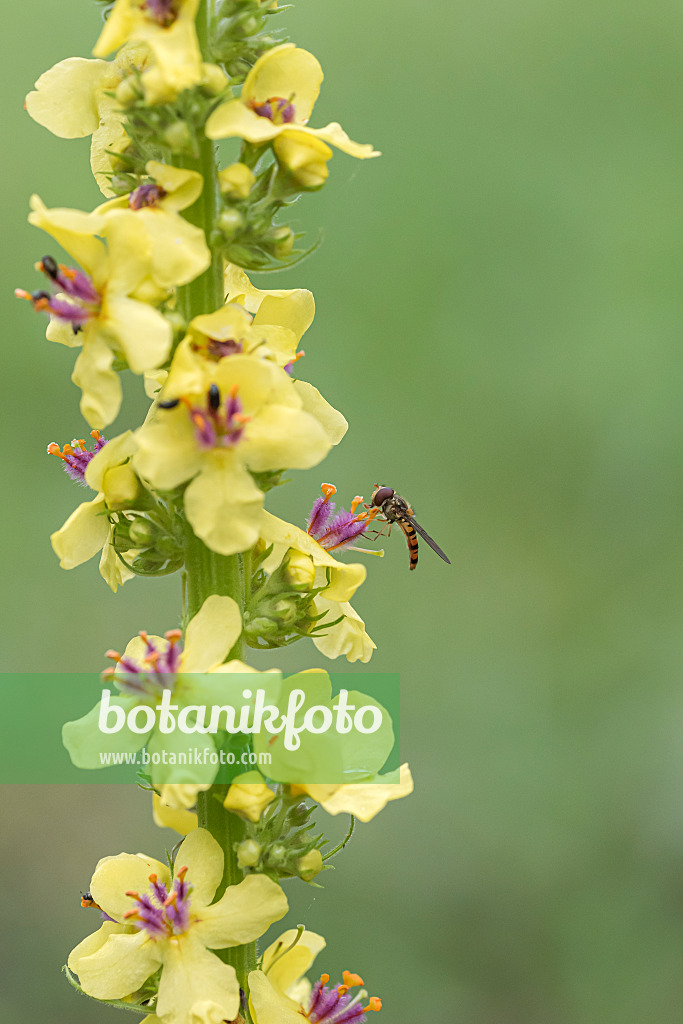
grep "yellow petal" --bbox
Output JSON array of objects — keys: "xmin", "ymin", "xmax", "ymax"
[
  {"xmin": 25, "ymin": 57, "xmax": 110, "ymax": 137},
  {"xmin": 70, "ymin": 927, "xmax": 163, "ymax": 1000},
  {"xmin": 182, "ymin": 595, "xmax": 243, "ymax": 672},
  {"xmin": 194, "ymin": 874, "xmax": 288, "ymax": 949},
  {"xmin": 28, "ymin": 195, "xmax": 106, "ymax": 276},
  {"xmin": 249, "ymin": 970, "xmax": 303, "ymax": 1024},
  {"xmin": 157, "ymin": 783, "xmax": 211, "ymax": 809},
  {"xmin": 93, "ymin": 0, "xmax": 138, "ymax": 57},
  {"xmin": 307, "ymin": 121, "xmax": 380, "ymax": 159},
  {"xmin": 99, "ymin": 532, "xmax": 137, "ymax": 592},
  {"xmin": 184, "ymin": 454, "xmax": 264, "ymax": 556},
  {"xmin": 205, "ymin": 100, "xmax": 280, "ymax": 143},
  {"xmin": 153, "ymin": 793, "xmax": 198, "ymax": 834},
  {"xmin": 134, "ymin": 406, "xmax": 202, "ymax": 490},
  {"xmin": 225, "ymin": 264, "xmax": 315, "ymax": 343},
  {"xmin": 134, "ymin": 208, "xmax": 210, "ymax": 287},
  {"xmin": 173, "ymin": 828, "xmax": 223, "ymax": 908},
  {"xmin": 223, "ymin": 776, "xmax": 274, "ymax": 822},
  {"xmin": 242, "ymin": 45, "xmax": 323, "ymax": 124},
  {"xmin": 72, "ymin": 331, "xmax": 122, "ymax": 429},
  {"xmin": 85, "ymin": 430, "xmax": 137, "ymax": 491},
  {"xmin": 261, "ymin": 928, "xmax": 326, "ymax": 994},
  {"xmin": 146, "ymin": 160, "xmax": 204, "ymax": 210},
  {"xmin": 90, "ymin": 850, "xmax": 171, "ymax": 921},
  {"xmin": 156, "ymin": 932, "xmax": 240, "ymax": 1024},
  {"xmin": 50, "ymin": 494, "xmax": 109, "ymax": 569},
  {"xmin": 240, "ymin": 405, "xmax": 330, "ymax": 471},
  {"xmin": 312, "ymin": 597, "xmax": 376, "ymax": 663},
  {"xmin": 104, "ymin": 295, "xmax": 172, "ymax": 373},
  {"xmin": 90, "ymin": 109, "xmax": 130, "ymax": 197},
  {"xmin": 293, "ymin": 380, "xmax": 347, "ymax": 445},
  {"xmin": 316, "ymin": 763, "xmax": 414, "ymax": 821}
]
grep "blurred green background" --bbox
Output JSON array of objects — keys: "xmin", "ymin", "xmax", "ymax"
[{"xmin": 4, "ymin": 1, "xmax": 683, "ymax": 1022}]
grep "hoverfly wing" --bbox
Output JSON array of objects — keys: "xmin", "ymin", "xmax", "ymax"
[{"xmin": 406, "ymin": 516, "xmax": 451, "ymax": 564}]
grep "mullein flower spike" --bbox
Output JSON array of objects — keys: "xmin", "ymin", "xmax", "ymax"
[{"xmin": 22, "ymin": 2, "xmax": 412, "ymax": 1023}]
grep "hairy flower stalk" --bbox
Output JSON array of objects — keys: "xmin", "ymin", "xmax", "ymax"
[{"xmin": 21, "ymin": 2, "xmax": 414, "ymax": 1022}]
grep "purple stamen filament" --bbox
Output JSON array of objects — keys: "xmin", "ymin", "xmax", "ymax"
[
  {"xmin": 250, "ymin": 96, "xmax": 297, "ymax": 124},
  {"xmin": 103, "ymin": 629, "xmax": 184, "ymax": 696},
  {"xmin": 124, "ymin": 867, "xmax": 193, "ymax": 939}
]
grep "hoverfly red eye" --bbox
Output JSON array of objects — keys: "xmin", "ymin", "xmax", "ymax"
[{"xmin": 372, "ymin": 486, "xmax": 395, "ymax": 507}]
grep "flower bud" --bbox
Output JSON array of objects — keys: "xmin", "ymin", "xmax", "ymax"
[
  {"xmin": 163, "ymin": 121, "xmax": 193, "ymax": 152},
  {"xmin": 128, "ymin": 519, "xmax": 154, "ymax": 548},
  {"xmin": 297, "ymin": 849, "xmax": 323, "ymax": 881},
  {"xmin": 219, "ymin": 208, "xmax": 245, "ymax": 237},
  {"xmin": 274, "ymin": 133, "xmax": 332, "ymax": 190},
  {"xmin": 236, "ymin": 839, "xmax": 263, "ymax": 869},
  {"xmin": 115, "ymin": 77, "xmax": 139, "ymax": 107},
  {"xmin": 218, "ymin": 163, "xmax": 256, "ymax": 199},
  {"xmin": 266, "ymin": 843, "xmax": 288, "ymax": 867},
  {"xmin": 269, "ymin": 226, "xmax": 294, "ymax": 258},
  {"xmin": 200, "ymin": 62, "xmax": 228, "ymax": 94},
  {"xmin": 285, "ymin": 550, "xmax": 316, "ymax": 589}
]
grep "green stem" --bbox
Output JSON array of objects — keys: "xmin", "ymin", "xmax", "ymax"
[{"xmin": 176, "ymin": 0, "xmax": 255, "ymax": 992}]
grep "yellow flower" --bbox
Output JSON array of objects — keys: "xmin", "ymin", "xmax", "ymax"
[
  {"xmin": 93, "ymin": 0, "xmax": 203, "ymax": 101},
  {"xmin": 294, "ymin": 763, "xmax": 414, "ymax": 823},
  {"xmin": 24, "ymin": 45, "xmax": 148, "ymax": 196},
  {"xmin": 206, "ymin": 44, "xmax": 380, "ymax": 177},
  {"xmin": 68, "ymin": 828, "xmax": 288, "ymax": 1024},
  {"xmin": 95, "ymin": 161, "xmax": 211, "ymax": 289},
  {"xmin": 248, "ymin": 930, "xmax": 382, "ymax": 1024},
  {"xmin": 134, "ymin": 349, "xmax": 332, "ymax": 555},
  {"xmin": 21, "ymin": 196, "xmax": 172, "ymax": 427},
  {"xmin": 62, "ymin": 594, "xmax": 276, "ymax": 779},
  {"xmin": 223, "ymin": 771, "xmax": 275, "ymax": 822},
  {"xmin": 49, "ymin": 431, "xmax": 139, "ymax": 592},
  {"xmin": 259, "ymin": 512, "xmax": 375, "ymax": 663}
]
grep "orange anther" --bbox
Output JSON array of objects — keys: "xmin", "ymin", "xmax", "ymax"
[
  {"xmin": 91, "ymin": 430, "xmax": 102, "ymax": 441},
  {"xmin": 125, "ymin": 890, "xmax": 140, "ymax": 899},
  {"xmin": 321, "ymin": 483, "xmax": 337, "ymax": 501},
  {"xmin": 350, "ymin": 496, "xmax": 363, "ymax": 513},
  {"xmin": 105, "ymin": 649, "xmax": 121, "ymax": 661},
  {"xmin": 342, "ymin": 972, "xmax": 364, "ymax": 988},
  {"xmin": 165, "ymin": 629, "xmax": 182, "ymax": 643},
  {"xmin": 72, "ymin": 438, "xmax": 86, "ymax": 450},
  {"xmin": 47, "ymin": 443, "xmax": 64, "ymax": 459},
  {"xmin": 176, "ymin": 866, "xmax": 188, "ymax": 881},
  {"xmin": 14, "ymin": 288, "xmax": 31, "ymax": 301},
  {"xmin": 367, "ymin": 997, "xmax": 382, "ymax": 1012},
  {"xmin": 337, "ymin": 986, "xmax": 349, "ymax": 996},
  {"xmin": 149, "ymin": 874, "xmax": 157, "ymax": 884},
  {"xmin": 139, "ymin": 631, "xmax": 151, "ymax": 645},
  {"xmin": 320, "ymin": 974, "xmax": 330, "ymax": 986},
  {"xmin": 62, "ymin": 444, "xmax": 74, "ymax": 457}
]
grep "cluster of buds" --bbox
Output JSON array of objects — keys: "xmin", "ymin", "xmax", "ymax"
[
  {"xmin": 236, "ymin": 794, "xmax": 326, "ymax": 883},
  {"xmin": 243, "ymin": 554, "xmax": 335, "ymax": 648}
]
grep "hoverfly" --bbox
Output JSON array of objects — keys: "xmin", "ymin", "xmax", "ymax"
[
  {"xmin": 368, "ymin": 485, "xmax": 451, "ymax": 571},
  {"xmin": 81, "ymin": 892, "xmax": 101, "ymax": 910}
]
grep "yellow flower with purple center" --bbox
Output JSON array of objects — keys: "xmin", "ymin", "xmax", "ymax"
[
  {"xmin": 95, "ymin": 161, "xmax": 211, "ymax": 290},
  {"xmin": 93, "ymin": 0, "xmax": 203, "ymax": 101},
  {"xmin": 258, "ymin": 487, "xmax": 379, "ymax": 663},
  {"xmin": 62, "ymin": 594, "xmax": 279, "ymax": 783},
  {"xmin": 248, "ymin": 929, "xmax": 382, "ymax": 1024},
  {"xmin": 67, "ymin": 828, "xmax": 288, "ymax": 1024},
  {"xmin": 205, "ymin": 44, "xmax": 380, "ymax": 178},
  {"xmin": 134, "ymin": 349, "xmax": 332, "ymax": 555},
  {"xmin": 16, "ymin": 197, "xmax": 173, "ymax": 427},
  {"xmin": 48, "ymin": 429, "xmax": 140, "ymax": 592}
]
